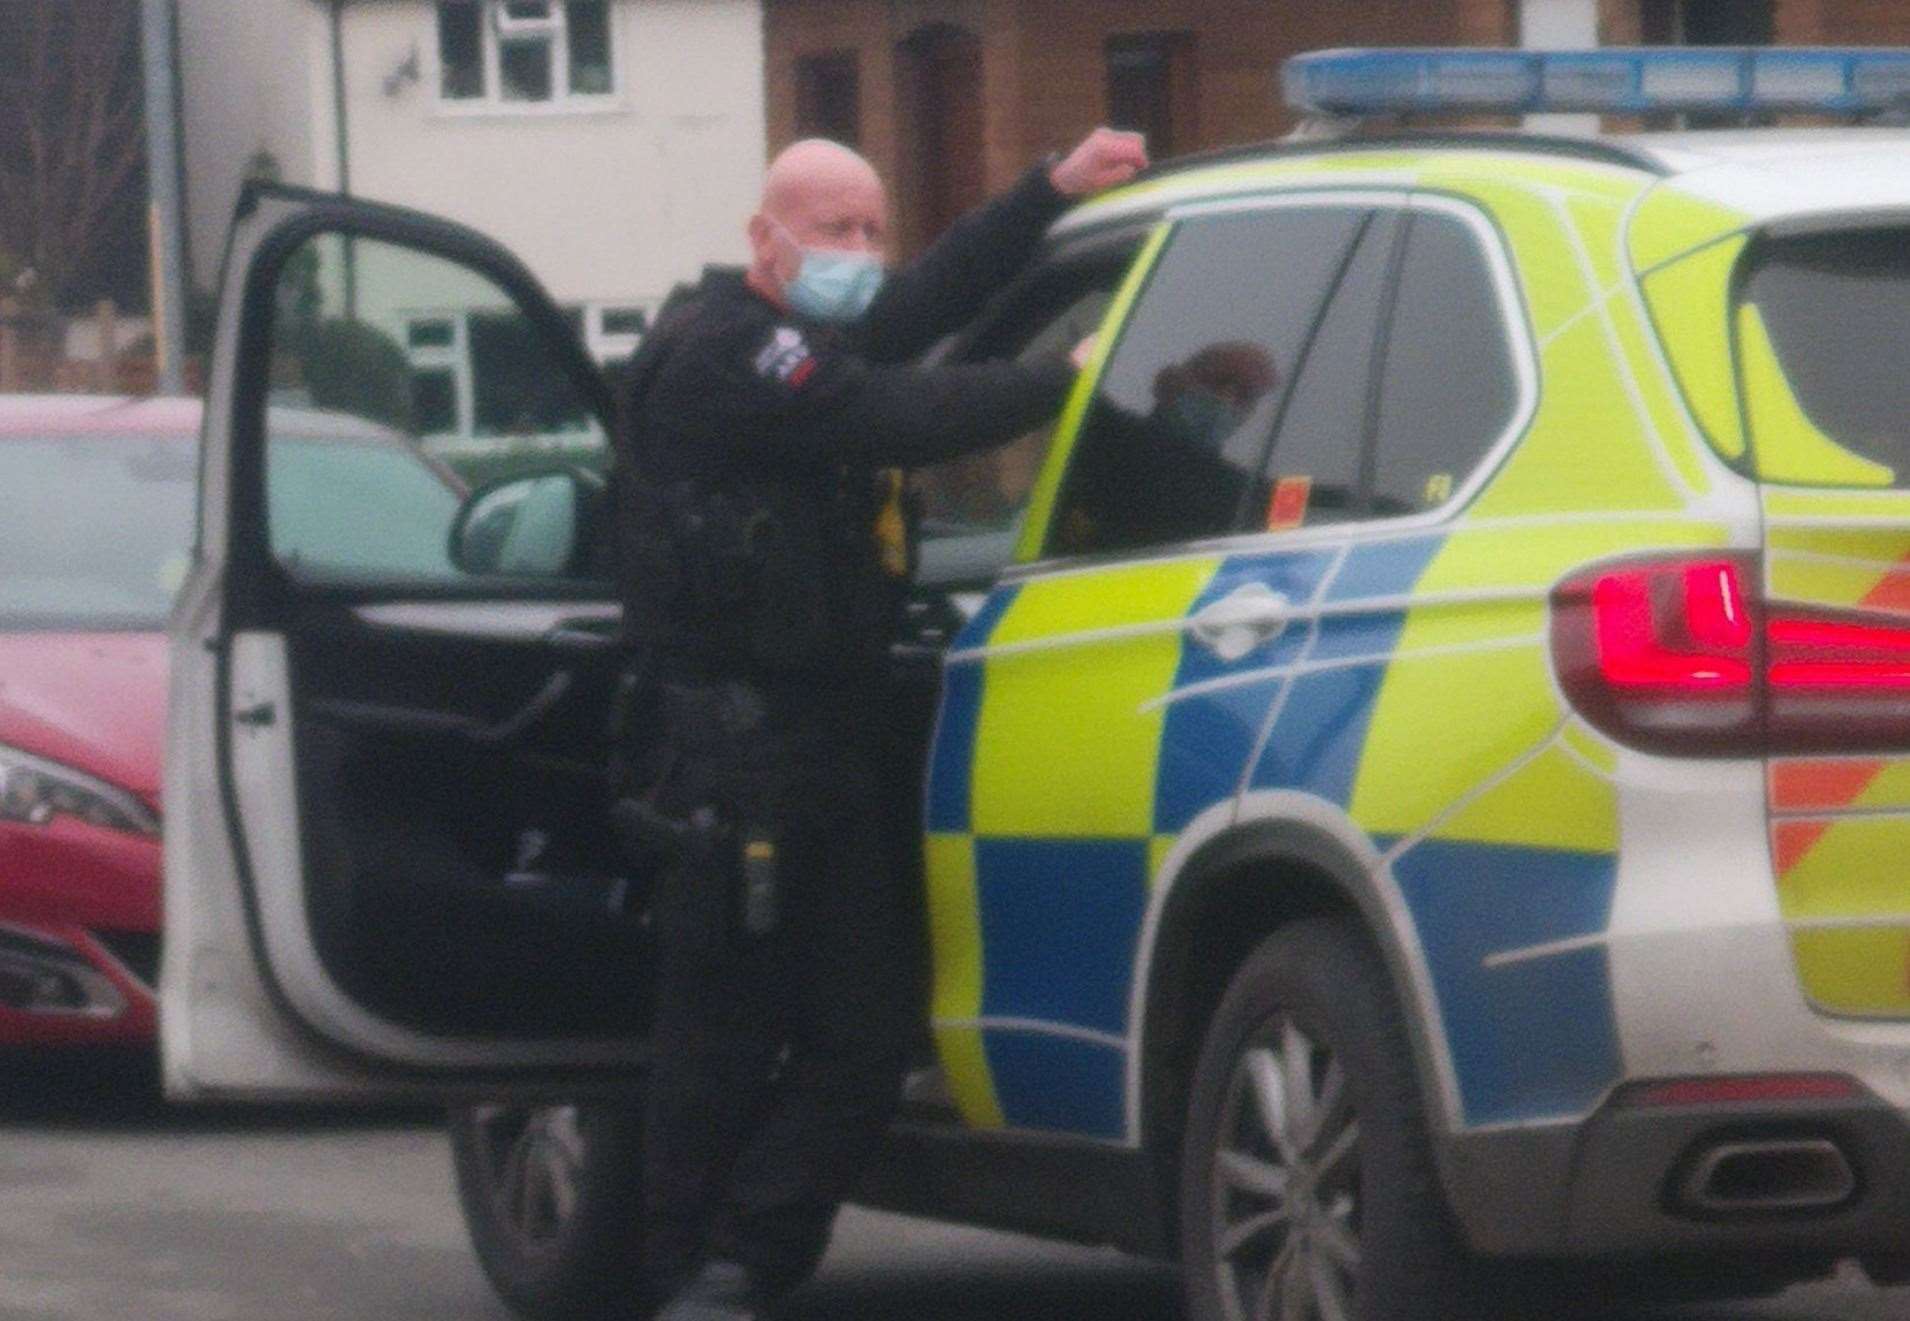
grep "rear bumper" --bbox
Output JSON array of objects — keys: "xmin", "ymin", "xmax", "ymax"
[
  {"xmin": 1448, "ymin": 1084, "xmax": 1910, "ymax": 1269},
  {"xmin": 1565, "ymin": 1087, "xmax": 1910, "ymax": 1259}
]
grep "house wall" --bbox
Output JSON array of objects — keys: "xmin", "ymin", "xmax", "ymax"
[
  {"xmin": 339, "ymin": 0, "xmax": 763, "ymax": 316},
  {"xmin": 176, "ymin": 0, "xmax": 329, "ymax": 292},
  {"xmin": 178, "ymin": 0, "xmax": 765, "ymax": 320}
]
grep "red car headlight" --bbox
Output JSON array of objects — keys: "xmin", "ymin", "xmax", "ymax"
[{"xmin": 0, "ymin": 743, "xmax": 158, "ymax": 838}]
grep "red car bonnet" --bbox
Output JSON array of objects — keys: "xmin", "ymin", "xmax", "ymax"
[{"xmin": 0, "ymin": 631, "xmax": 167, "ymax": 809}]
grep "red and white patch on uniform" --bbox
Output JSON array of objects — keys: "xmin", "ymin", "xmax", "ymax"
[{"xmin": 754, "ymin": 326, "xmax": 817, "ymax": 386}]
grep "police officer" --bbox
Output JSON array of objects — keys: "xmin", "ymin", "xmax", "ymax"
[{"xmin": 618, "ymin": 128, "xmax": 1147, "ymax": 1320}]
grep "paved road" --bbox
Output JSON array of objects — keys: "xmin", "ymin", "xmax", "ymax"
[{"xmin": 0, "ymin": 1053, "xmax": 1904, "ymax": 1321}]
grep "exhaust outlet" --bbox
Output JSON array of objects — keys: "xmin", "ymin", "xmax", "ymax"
[{"xmin": 1678, "ymin": 1138, "xmax": 1857, "ymax": 1215}]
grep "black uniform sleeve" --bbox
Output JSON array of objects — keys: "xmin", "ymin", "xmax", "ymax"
[
  {"xmin": 852, "ymin": 162, "xmax": 1072, "ymax": 365},
  {"xmin": 719, "ymin": 320, "xmax": 1076, "ymax": 470}
]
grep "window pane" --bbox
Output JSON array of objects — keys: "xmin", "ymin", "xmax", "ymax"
[
  {"xmin": 600, "ymin": 306, "xmax": 649, "ymax": 336},
  {"xmin": 1261, "ymin": 213, "xmax": 1398, "ymax": 529},
  {"xmin": 266, "ymin": 233, "xmax": 604, "ymax": 581},
  {"xmin": 1371, "ymin": 212, "xmax": 1517, "ymax": 517},
  {"xmin": 411, "ymin": 367, "xmax": 458, "ymax": 435},
  {"xmin": 1106, "ymin": 34, "xmax": 1193, "ymax": 160},
  {"xmin": 924, "ymin": 265, "xmax": 1123, "ymax": 528},
  {"xmin": 568, "ymin": 0, "xmax": 613, "ymax": 94},
  {"xmin": 1743, "ymin": 228, "xmax": 1910, "ymax": 486},
  {"xmin": 913, "ymin": 244, "xmax": 1137, "ymax": 584},
  {"xmin": 437, "ymin": 1, "xmax": 483, "ymax": 99},
  {"xmin": 471, "ymin": 309, "xmax": 590, "ymax": 437},
  {"xmin": 1049, "ymin": 209, "xmax": 1365, "ymax": 558},
  {"xmin": 408, "ymin": 317, "xmax": 455, "ymax": 349},
  {"xmin": 501, "ymin": 36, "xmax": 553, "ymax": 101},
  {"xmin": 796, "ymin": 52, "xmax": 860, "ymax": 147},
  {"xmin": 268, "ymin": 438, "xmax": 463, "ymax": 578},
  {"xmin": 1685, "ymin": 0, "xmax": 1772, "ymax": 44}
]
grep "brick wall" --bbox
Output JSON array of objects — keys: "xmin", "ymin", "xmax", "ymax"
[
  {"xmin": 766, "ymin": 0, "xmax": 1516, "ymax": 251},
  {"xmin": 1786, "ymin": 0, "xmax": 1910, "ymax": 42},
  {"xmin": 1599, "ymin": 0, "xmax": 1910, "ymax": 44}
]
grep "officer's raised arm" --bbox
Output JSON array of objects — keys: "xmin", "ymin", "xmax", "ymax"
[
  {"xmin": 855, "ymin": 128, "xmax": 1150, "ymax": 364},
  {"xmin": 716, "ymin": 321, "xmax": 1078, "ymax": 470}
]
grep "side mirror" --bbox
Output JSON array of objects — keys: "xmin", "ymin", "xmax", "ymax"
[{"xmin": 449, "ymin": 466, "xmax": 607, "ymax": 578}]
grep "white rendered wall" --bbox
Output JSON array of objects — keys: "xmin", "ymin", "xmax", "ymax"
[
  {"xmin": 1520, "ymin": 0, "xmax": 1600, "ymax": 134},
  {"xmin": 177, "ymin": 0, "xmax": 764, "ymax": 321},
  {"xmin": 176, "ymin": 0, "xmax": 329, "ymax": 293},
  {"xmin": 338, "ymin": 0, "xmax": 764, "ymax": 319}
]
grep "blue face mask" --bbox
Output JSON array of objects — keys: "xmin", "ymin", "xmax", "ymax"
[
  {"xmin": 786, "ymin": 247, "xmax": 886, "ymax": 324},
  {"xmin": 1166, "ymin": 387, "xmax": 1247, "ymax": 450}
]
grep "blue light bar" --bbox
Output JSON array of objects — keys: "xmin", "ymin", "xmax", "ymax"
[{"xmin": 1283, "ymin": 47, "xmax": 1910, "ymax": 119}]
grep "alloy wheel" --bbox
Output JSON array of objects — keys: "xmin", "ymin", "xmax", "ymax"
[{"xmin": 1210, "ymin": 1017, "xmax": 1362, "ymax": 1321}]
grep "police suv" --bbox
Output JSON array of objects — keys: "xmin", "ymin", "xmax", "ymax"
[{"xmin": 167, "ymin": 46, "xmax": 1910, "ymax": 1321}]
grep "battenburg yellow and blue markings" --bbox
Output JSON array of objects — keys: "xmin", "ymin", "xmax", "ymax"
[{"xmin": 921, "ymin": 145, "xmax": 1798, "ymax": 1142}]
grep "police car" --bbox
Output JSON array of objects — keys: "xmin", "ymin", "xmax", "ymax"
[{"xmin": 166, "ymin": 46, "xmax": 1910, "ymax": 1321}]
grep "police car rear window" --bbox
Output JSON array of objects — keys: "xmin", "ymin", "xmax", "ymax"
[{"xmin": 1741, "ymin": 229, "xmax": 1910, "ymax": 488}]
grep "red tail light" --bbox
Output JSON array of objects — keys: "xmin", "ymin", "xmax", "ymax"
[{"xmin": 1552, "ymin": 553, "xmax": 1910, "ymax": 756}]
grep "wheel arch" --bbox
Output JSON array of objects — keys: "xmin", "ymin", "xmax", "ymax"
[{"xmin": 1132, "ymin": 795, "xmax": 1461, "ymax": 1196}]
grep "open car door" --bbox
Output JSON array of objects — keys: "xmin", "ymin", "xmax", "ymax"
[{"xmin": 162, "ymin": 183, "xmax": 651, "ymax": 1101}]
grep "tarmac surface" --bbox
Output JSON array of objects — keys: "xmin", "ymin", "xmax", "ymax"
[{"xmin": 0, "ymin": 1051, "xmax": 1904, "ymax": 1321}]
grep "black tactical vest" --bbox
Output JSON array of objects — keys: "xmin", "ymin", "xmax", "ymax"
[{"xmin": 615, "ymin": 295, "xmax": 906, "ymax": 683}]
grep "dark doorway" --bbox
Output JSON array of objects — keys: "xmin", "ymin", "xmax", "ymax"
[
  {"xmin": 796, "ymin": 51, "xmax": 861, "ymax": 148},
  {"xmin": 1106, "ymin": 33, "xmax": 1197, "ymax": 161},
  {"xmin": 896, "ymin": 23, "xmax": 985, "ymax": 254},
  {"xmin": 1640, "ymin": 0, "xmax": 1774, "ymax": 44}
]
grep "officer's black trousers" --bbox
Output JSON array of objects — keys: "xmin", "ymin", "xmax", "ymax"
[{"xmin": 640, "ymin": 685, "xmax": 914, "ymax": 1299}]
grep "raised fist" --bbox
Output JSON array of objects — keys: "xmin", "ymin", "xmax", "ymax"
[{"xmin": 1049, "ymin": 128, "xmax": 1151, "ymax": 198}]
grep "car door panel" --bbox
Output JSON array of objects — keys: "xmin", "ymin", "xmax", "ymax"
[
  {"xmin": 227, "ymin": 627, "xmax": 647, "ymax": 1062},
  {"xmin": 165, "ymin": 184, "xmax": 648, "ymax": 1100}
]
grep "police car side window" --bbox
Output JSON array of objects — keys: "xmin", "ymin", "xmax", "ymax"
[
  {"xmin": 1047, "ymin": 207, "xmax": 1367, "ymax": 559},
  {"xmin": 915, "ymin": 251, "xmax": 1132, "ymax": 538},
  {"xmin": 1369, "ymin": 211, "xmax": 1518, "ymax": 516},
  {"xmin": 1257, "ymin": 211, "xmax": 1401, "ymax": 530}
]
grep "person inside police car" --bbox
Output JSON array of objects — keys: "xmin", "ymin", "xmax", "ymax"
[{"xmin": 616, "ymin": 128, "xmax": 1149, "ymax": 1320}]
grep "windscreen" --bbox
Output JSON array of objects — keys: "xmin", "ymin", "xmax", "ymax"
[
  {"xmin": 0, "ymin": 435, "xmax": 198, "ymax": 630},
  {"xmin": 1742, "ymin": 228, "xmax": 1910, "ymax": 487},
  {"xmin": 0, "ymin": 430, "xmax": 461, "ymax": 630}
]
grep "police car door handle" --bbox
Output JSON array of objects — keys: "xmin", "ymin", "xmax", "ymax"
[{"xmin": 1189, "ymin": 586, "xmax": 1292, "ymax": 663}]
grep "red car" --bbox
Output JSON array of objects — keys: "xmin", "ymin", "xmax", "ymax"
[{"xmin": 0, "ymin": 394, "xmax": 465, "ymax": 1047}]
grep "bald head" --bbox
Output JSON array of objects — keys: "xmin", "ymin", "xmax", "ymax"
[
  {"xmin": 747, "ymin": 139, "xmax": 890, "ymax": 310},
  {"xmin": 762, "ymin": 139, "xmax": 884, "ymax": 223}
]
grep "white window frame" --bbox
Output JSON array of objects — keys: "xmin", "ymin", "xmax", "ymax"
[
  {"xmin": 585, "ymin": 302, "xmax": 648, "ymax": 364},
  {"xmin": 404, "ymin": 313, "xmax": 475, "ymax": 441},
  {"xmin": 434, "ymin": 0, "xmax": 621, "ymax": 115},
  {"xmin": 402, "ymin": 306, "xmax": 605, "ymax": 455}
]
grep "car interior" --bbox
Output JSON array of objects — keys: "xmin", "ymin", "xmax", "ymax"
[{"xmin": 230, "ymin": 220, "xmax": 1139, "ymax": 1051}]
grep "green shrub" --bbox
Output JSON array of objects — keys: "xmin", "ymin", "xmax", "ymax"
[{"xmin": 299, "ymin": 318, "xmax": 415, "ymax": 432}]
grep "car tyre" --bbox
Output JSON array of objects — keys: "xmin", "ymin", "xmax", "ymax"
[
  {"xmin": 1180, "ymin": 917, "xmax": 1478, "ymax": 1321},
  {"xmin": 449, "ymin": 1100, "xmax": 647, "ymax": 1320}
]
